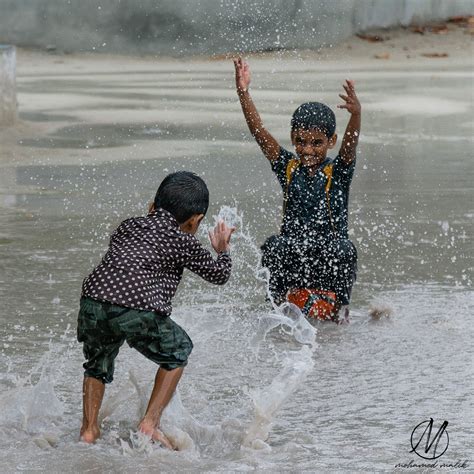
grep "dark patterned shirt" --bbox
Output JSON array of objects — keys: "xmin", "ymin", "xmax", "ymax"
[
  {"xmin": 272, "ymin": 146, "xmax": 356, "ymax": 242},
  {"xmin": 82, "ymin": 208, "xmax": 232, "ymax": 315}
]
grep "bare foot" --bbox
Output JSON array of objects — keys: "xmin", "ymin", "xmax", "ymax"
[
  {"xmin": 80, "ymin": 425, "xmax": 100, "ymax": 444},
  {"xmin": 151, "ymin": 428, "xmax": 176, "ymax": 450},
  {"xmin": 138, "ymin": 421, "xmax": 175, "ymax": 450}
]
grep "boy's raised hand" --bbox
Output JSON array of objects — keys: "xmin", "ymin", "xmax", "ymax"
[
  {"xmin": 209, "ymin": 221, "xmax": 236, "ymax": 254},
  {"xmin": 338, "ymin": 80, "xmax": 361, "ymax": 116},
  {"xmin": 233, "ymin": 57, "xmax": 251, "ymax": 93}
]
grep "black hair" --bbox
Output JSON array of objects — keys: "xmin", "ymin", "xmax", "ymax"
[
  {"xmin": 291, "ymin": 102, "xmax": 336, "ymax": 138},
  {"xmin": 154, "ymin": 171, "xmax": 209, "ymax": 223}
]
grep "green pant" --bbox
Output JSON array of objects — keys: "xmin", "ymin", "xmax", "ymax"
[{"xmin": 77, "ymin": 297, "xmax": 193, "ymax": 383}]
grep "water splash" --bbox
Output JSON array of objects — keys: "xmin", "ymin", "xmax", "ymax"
[
  {"xmin": 0, "ymin": 376, "xmax": 64, "ymax": 433},
  {"xmin": 207, "ymin": 207, "xmax": 318, "ymax": 449},
  {"xmin": 243, "ymin": 345, "xmax": 314, "ymax": 449},
  {"xmin": 0, "ymin": 205, "xmax": 319, "ymax": 465}
]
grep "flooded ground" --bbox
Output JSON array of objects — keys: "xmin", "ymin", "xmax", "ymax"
[{"xmin": 0, "ymin": 38, "xmax": 473, "ymax": 471}]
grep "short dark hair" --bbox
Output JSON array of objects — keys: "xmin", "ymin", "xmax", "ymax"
[
  {"xmin": 154, "ymin": 171, "xmax": 209, "ymax": 223},
  {"xmin": 291, "ymin": 102, "xmax": 336, "ymax": 138}
]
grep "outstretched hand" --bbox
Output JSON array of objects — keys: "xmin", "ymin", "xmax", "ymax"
[
  {"xmin": 337, "ymin": 80, "xmax": 361, "ymax": 116},
  {"xmin": 233, "ymin": 57, "xmax": 251, "ymax": 93},
  {"xmin": 209, "ymin": 221, "xmax": 236, "ymax": 254}
]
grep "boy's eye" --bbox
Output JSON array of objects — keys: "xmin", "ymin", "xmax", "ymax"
[{"xmin": 296, "ymin": 139, "xmax": 323, "ymax": 146}]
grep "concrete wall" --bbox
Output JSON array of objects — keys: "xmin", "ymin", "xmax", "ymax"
[
  {"xmin": 0, "ymin": 0, "xmax": 472, "ymax": 55},
  {"xmin": 0, "ymin": 45, "xmax": 17, "ymax": 126}
]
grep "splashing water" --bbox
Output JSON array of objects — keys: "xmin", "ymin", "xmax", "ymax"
[
  {"xmin": 0, "ymin": 205, "xmax": 319, "ymax": 469},
  {"xmin": 200, "ymin": 206, "xmax": 317, "ymax": 449},
  {"xmin": 213, "ymin": 205, "xmax": 242, "ymax": 230}
]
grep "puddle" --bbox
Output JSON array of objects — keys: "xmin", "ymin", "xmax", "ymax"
[{"xmin": 19, "ymin": 121, "xmax": 246, "ymax": 149}]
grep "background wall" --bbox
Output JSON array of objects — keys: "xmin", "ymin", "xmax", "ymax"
[{"xmin": 0, "ymin": 0, "xmax": 472, "ymax": 55}]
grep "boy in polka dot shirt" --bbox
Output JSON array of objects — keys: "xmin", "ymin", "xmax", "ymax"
[{"xmin": 78, "ymin": 171, "xmax": 234, "ymax": 448}]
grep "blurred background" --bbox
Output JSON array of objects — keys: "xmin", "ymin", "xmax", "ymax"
[{"xmin": 0, "ymin": 0, "xmax": 473, "ymax": 55}]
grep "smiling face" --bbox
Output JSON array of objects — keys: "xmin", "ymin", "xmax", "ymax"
[{"xmin": 291, "ymin": 128, "xmax": 337, "ymax": 168}]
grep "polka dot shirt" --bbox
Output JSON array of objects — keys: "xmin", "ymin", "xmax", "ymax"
[{"xmin": 82, "ymin": 208, "xmax": 232, "ymax": 315}]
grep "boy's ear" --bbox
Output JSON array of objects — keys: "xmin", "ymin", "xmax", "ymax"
[
  {"xmin": 192, "ymin": 214, "xmax": 205, "ymax": 228},
  {"xmin": 148, "ymin": 202, "xmax": 155, "ymax": 213},
  {"xmin": 290, "ymin": 129, "xmax": 297, "ymax": 145},
  {"xmin": 180, "ymin": 214, "xmax": 205, "ymax": 234},
  {"xmin": 328, "ymin": 133, "xmax": 337, "ymax": 149}
]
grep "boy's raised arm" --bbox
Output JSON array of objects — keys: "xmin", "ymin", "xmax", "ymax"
[
  {"xmin": 233, "ymin": 57, "xmax": 281, "ymax": 162},
  {"xmin": 337, "ymin": 79, "xmax": 362, "ymax": 166}
]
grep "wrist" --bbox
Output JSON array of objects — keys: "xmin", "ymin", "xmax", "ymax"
[
  {"xmin": 237, "ymin": 87, "xmax": 250, "ymax": 95},
  {"xmin": 217, "ymin": 249, "xmax": 230, "ymax": 256}
]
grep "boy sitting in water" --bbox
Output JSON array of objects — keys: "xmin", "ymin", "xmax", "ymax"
[
  {"xmin": 233, "ymin": 57, "xmax": 360, "ymax": 320},
  {"xmin": 78, "ymin": 171, "xmax": 234, "ymax": 448}
]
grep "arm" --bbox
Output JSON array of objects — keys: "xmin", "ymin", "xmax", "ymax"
[
  {"xmin": 337, "ymin": 79, "xmax": 362, "ymax": 166},
  {"xmin": 233, "ymin": 57, "xmax": 281, "ymax": 162},
  {"xmin": 184, "ymin": 221, "xmax": 235, "ymax": 285}
]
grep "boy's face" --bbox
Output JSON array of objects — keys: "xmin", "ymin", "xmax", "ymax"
[{"xmin": 291, "ymin": 128, "xmax": 337, "ymax": 168}]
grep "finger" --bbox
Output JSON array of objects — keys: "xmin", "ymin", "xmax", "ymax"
[
  {"xmin": 343, "ymin": 85, "xmax": 353, "ymax": 97},
  {"xmin": 346, "ymin": 79, "xmax": 355, "ymax": 89},
  {"xmin": 226, "ymin": 227, "xmax": 236, "ymax": 243},
  {"xmin": 339, "ymin": 94, "xmax": 350, "ymax": 102},
  {"xmin": 345, "ymin": 84, "xmax": 356, "ymax": 98},
  {"xmin": 337, "ymin": 104, "xmax": 349, "ymax": 110}
]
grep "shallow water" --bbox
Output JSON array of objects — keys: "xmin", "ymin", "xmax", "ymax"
[{"xmin": 1, "ymin": 57, "xmax": 473, "ymax": 471}]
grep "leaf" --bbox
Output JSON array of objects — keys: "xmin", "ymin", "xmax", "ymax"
[
  {"xmin": 421, "ymin": 52, "xmax": 449, "ymax": 58},
  {"xmin": 411, "ymin": 25, "xmax": 425, "ymax": 34},
  {"xmin": 356, "ymin": 33, "xmax": 387, "ymax": 43}
]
